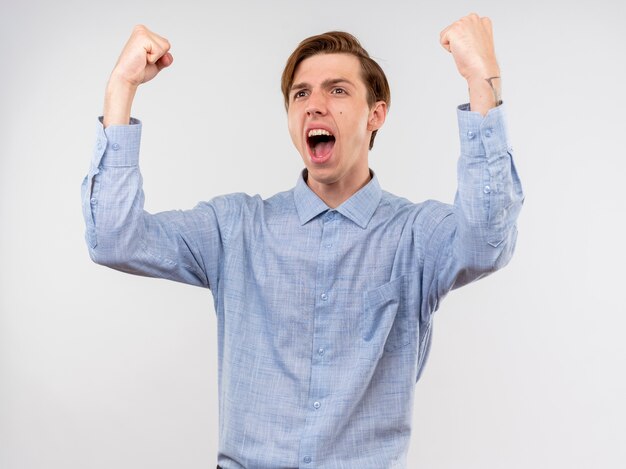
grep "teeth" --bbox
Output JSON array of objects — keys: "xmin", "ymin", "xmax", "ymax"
[{"xmin": 308, "ymin": 129, "xmax": 332, "ymax": 137}]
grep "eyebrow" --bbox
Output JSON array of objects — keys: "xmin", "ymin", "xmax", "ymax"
[{"xmin": 290, "ymin": 78, "xmax": 356, "ymax": 93}]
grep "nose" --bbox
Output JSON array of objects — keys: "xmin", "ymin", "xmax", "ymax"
[{"xmin": 306, "ymin": 91, "xmax": 327, "ymax": 116}]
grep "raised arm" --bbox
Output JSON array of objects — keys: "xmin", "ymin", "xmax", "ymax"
[
  {"xmin": 81, "ymin": 26, "xmax": 223, "ymax": 289},
  {"xmin": 419, "ymin": 14, "xmax": 524, "ymax": 315}
]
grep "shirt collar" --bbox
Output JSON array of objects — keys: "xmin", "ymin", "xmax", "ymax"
[{"xmin": 293, "ymin": 169, "xmax": 382, "ymax": 229}]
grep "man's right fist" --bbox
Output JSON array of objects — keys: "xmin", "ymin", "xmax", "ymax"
[
  {"xmin": 109, "ymin": 25, "xmax": 173, "ymax": 88},
  {"xmin": 103, "ymin": 26, "xmax": 173, "ymax": 127}
]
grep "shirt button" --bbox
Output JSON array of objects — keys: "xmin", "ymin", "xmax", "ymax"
[
  {"xmin": 313, "ymin": 401, "xmax": 321, "ymax": 409},
  {"xmin": 318, "ymin": 348, "xmax": 325, "ymax": 355},
  {"xmin": 325, "ymin": 243, "xmax": 332, "ymax": 248},
  {"xmin": 484, "ymin": 129, "xmax": 493, "ymax": 138},
  {"xmin": 112, "ymin": 143, "xmax": 120, "ymax": 151},
  {"xmin": 90, "ymin": 198, "xmax": 97, "ymax": 205},
  {"xmin": 467, "ymin": 130, "xmax": 475, "ymax": 139},
  {"xmin": 320, "ymin": 293, "xmax": 328, "ymax": 301},
  {"xmin": 97, "ymin": 141, "xmax": 104, "ymax": 150},
  {"xmin": 483, "ymin": 185, "xmax": 492, "ymax": 194},
  {"xmin": 303, "ymin": 456, "xmax": 312, "ymax": 464}
]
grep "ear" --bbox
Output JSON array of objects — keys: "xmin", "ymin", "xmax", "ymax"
[{"xmin": 367, "ymin": 101, "xmax": 387, "ymax": 131}]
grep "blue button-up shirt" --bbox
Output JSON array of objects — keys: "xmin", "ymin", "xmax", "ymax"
[{"xmin": 82, "ymin": 104, "xmax": 523, "ymax": 468}]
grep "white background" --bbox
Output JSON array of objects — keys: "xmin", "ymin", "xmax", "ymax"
[{"xmin": 1, "ymin": 0, "xmax": 625, "ymax": 467}]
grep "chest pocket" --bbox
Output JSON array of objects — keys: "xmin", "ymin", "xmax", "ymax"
[{"xmin": 361, "ymin": 275, "xmax": 416, "ymax": 361}]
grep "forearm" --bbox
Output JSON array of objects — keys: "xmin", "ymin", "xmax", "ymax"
[
  {"xmin": 82, "ymin": 118, "xmax": 143, "ymax": 256},
  {"xmin": 452, "ymin": 103, "xmax": 523, "ymax": 278},
  {"xmin": 417, "ymin": 104, "xmax": 523, "ymax": 316},
  {"xmin": 426, "ymin": 104, "xmax": 523, "ymax": 299}
]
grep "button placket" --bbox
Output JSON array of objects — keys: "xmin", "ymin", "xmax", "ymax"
[{"xmin": 299, "ymin": 211, "xmax": 338, "ymax": 464}]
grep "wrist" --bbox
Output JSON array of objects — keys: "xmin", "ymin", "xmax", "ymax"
[
  {"xmin": 467, "ymin": 75, "xmax": 502, "ymax": 116},
  {"xmin": 106, "ymin": 72, "xmax": 139, "ymax": 96},
  {"xmin": 103, "ymin": 77, "xmax": 138, "ymax": 128}
]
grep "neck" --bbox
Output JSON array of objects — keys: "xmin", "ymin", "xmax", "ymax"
[{"xmin": 306, "ymin": 168, "xmax": 372, "ymax": 208}]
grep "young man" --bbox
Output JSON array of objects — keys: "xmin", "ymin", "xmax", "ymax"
[{"xmin": 82, "ymin": 14, "xmax": 523, "ymax": 469}]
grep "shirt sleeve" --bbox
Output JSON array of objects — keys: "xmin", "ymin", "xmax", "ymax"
[
  {"xmin": 80, "ymin": 117, "xmax": 225, "ymax": 289},
  {"xmin": 418, "ymin": 103, "xmax": 524, "ymax": 316}
]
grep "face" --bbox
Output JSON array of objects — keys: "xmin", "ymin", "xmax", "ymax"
[{"xmin": 287, "ymin": 53, "xmax": 386, "ymax": 197}]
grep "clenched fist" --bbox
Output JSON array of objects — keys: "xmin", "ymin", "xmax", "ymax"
[
  {"xmin": 440, "ymin": 14, "xmax": 501, "ymax": 116},
  {"xmin": 110, "ymin": 25, "xmax": 173, "ymax": 87},
  {"xmin": 104, "ymin": 25, "xmax": 173, "ymax": 127}
]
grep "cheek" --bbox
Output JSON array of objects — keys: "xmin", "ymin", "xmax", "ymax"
[
  {"xmin": 287, "ymin": 116, "xmax": 300, "ymax": 146},
  {"xmin": 341, "ymin": 112, "xmax": 371, "ymax": 142}
]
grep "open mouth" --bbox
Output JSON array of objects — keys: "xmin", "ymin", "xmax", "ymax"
[{"xmin": 307, "ymin": 128, "xmax": 336, "ymax": 161}]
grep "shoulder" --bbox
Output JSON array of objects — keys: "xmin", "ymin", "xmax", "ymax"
[
  {"xmin": 191, "ymin": 192, "xmax": 258, "ymax": 216},
  {"xmin": 377, "ymin": 190, "xmax": 454, "ymax": 236},
  {"xmin": 193, "ymin": 187, "xmax": 297, "ymax": 222},
  {"xmin": 379, "ymin": 190, "xmax": 450, "ymax": 217}
]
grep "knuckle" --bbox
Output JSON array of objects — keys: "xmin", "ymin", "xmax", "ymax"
[{"xmin": 132, "ymin": 25, "xmax": 151, "ymax": 41}]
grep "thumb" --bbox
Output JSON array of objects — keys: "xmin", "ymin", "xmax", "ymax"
[
  {"xmin": 439, "ymin": 26, "xmax": 453, "ymax": 53},
  {"xmin": 145, "ymin": 42, "xmax": 163, "ymax": 65},
  {"xmin": 155, "ymin": 52, "xmax": 174, "ymax": 71},
  {"xmin": 143, "ymin": 33, "xmax": 171, "ymax": 65}
]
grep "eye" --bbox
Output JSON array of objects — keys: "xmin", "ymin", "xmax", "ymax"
[
  {"xmin": 331, "ymin": 87, "xmax": 347, "ymax": 95},
  {"xmin": 293, "ymin": 90, "xmax": 308, "ymax": 100}
]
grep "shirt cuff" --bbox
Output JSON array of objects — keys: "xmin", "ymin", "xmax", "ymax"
[
  {"xmin": 456, "ymin": 103, "xmax": 510, "ymax": 158},
  {"xmin": 91, "ymin": 116, "xmax": 142, "ymax": 171}
]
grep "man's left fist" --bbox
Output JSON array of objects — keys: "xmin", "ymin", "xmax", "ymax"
[{"xmin": 440, "ymin": 13, "xmax": 500, "ymax": 83}]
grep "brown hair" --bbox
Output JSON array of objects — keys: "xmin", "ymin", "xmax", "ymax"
[{"xmin": 281, "ymin": 31, "xmax": 391, "ymax": 150}]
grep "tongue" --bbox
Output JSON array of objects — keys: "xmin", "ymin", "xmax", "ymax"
[{"xmin": 313, "ymin": 140, "xmax": 334, "ymax": 158}]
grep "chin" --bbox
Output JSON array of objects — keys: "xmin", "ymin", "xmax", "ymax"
[{"xmin": 305, "ymin": 166, "xmax": 342, "ymax": 186}]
